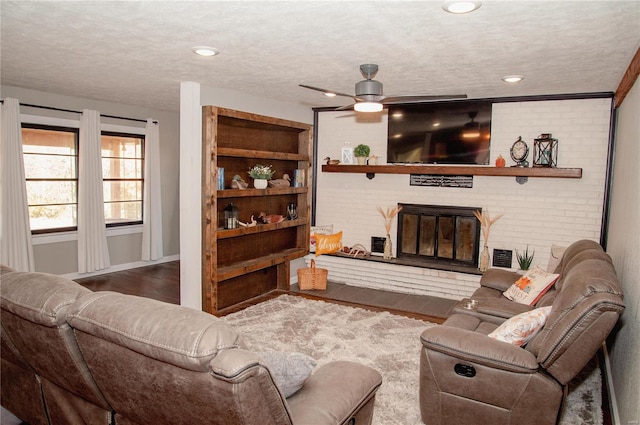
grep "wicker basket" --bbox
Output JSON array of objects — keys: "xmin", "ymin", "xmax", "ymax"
[{"xmin": 297, "ymin": 259, "xmax": 328, "ymax": 290}]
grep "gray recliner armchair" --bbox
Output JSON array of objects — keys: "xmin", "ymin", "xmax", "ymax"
[{"xmin": 419, "ymin": 242, "xmax": 624, "ymax": 425}]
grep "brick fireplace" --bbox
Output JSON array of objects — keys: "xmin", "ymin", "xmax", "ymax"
[
  {"xmin": 397, "ymin": 204, "xmax": 481, "ymax": 273},
  {"xmin": 310, "ymin": 98, "xmax": 611, "ymax": 299}
]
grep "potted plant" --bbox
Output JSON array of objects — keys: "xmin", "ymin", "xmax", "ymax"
[
  {"xmin": 516, "ymin": 246, "xmax": 535, "ymax": 271},
  {"xmin": 353, "ymin": 144, "xmax": 371, "ymax": 165},
  {"xmin": 248, "ymin": 164, "xmax": 275, "ymax": 189}
]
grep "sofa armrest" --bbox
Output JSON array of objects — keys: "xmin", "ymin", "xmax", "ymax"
[
  {"xmin": 287, "ymin": 361, "xmax": 382, "ymax": 425},
  {"xmin": 420, "ymin": 326, "xmax": 538, "ymax": 373},
  {"xmin": 209, "ymin": 349, "xmax": 260, "ymax": 378},
  {"xmin": 479, "ymin": 268, "xmax": 522, "ymax": 292}
]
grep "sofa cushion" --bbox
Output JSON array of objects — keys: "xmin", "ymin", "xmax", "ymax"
[
  {"xmin": 68, "ymin": 291, "xmax": 240, "ymax": 372},
  {"xmin": 503, "ymin": 267, "xmax": 559, "ymax": 305},
  {"xmin": 479, "ymin": 268, "xmax": 523, "ymax": 292},
  {"xmin": 257, "ymin": 351, "xmax": 317, "ymax": 397},
  {"xmin": 1, "ymin": 270, "xmax": 92, "ymax": 326},
  {"xmin": 488, "ymin": 306, "xmax": 552, "ymax": 346}
]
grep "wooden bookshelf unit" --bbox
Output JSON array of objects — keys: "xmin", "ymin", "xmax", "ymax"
[{"xmin": 202, "ymin": 107, "xmax": 312, "ymax": 315}]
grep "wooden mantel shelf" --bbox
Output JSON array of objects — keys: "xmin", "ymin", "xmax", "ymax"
[{"xmin": 321, "ymin": 164, "xmax": 582, "ymax": 179}]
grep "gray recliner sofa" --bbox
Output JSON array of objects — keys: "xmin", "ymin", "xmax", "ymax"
[
  {"xmin": 1, "ymin": 265, "xmax": 382, "ymax": 425},
  {"xmin": 419, "ymin": 239, "xmax": 625, "ymax": 425}
]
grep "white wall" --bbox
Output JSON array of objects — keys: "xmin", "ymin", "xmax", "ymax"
[
  {"xmin": 0, "ymin": 85, "xmax": 181, "ymax": 275},
  {"xmin": 314, "ymin": 97, "xmax": 612, "ymax": 297},
  {"xmin": 607, "ymin": 78, "xmax": 640, "ymax": 425}
]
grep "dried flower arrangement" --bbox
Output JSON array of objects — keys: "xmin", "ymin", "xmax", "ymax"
[
  {"xmin": 377, "ymin": 205, "xmax": 402, "ymax": 234},
  {"xmin": 377, "ymin": 205, "xmax": 403, "ymax": 260},
  {"xmin": 473, "ymin": 209, "xmax": 503, "ymax": 271}
]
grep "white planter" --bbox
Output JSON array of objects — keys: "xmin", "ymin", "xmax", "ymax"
[{"xmin": 253, "ymin": 179, "xmax": 268, "ymax": 189}]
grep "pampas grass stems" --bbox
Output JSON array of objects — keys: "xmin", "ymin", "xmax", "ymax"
[
  {"xmin": 377, "ymin": 206, "xmax": 402, "ymax": 234},
  {"xmin": 473, "ymin": 209, "xmax": 503, "ymax": 246}
]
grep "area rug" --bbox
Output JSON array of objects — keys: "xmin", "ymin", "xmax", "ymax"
[{"xmin": 223, "ymin": 295, "xmax": 602, "ymax": 425}]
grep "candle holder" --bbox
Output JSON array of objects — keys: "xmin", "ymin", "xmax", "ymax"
[
  {"xmin": 533, "ymin": 134, "xmax": 558, "ymax": 167},
  {"xmin": 224, "ymin": 203, "xmax": 239, "ymax": 229}
]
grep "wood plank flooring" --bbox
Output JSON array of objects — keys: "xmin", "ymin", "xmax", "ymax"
[{"xmin": 74, "ymin": 260, "xmax": 454, "ymax": 323}]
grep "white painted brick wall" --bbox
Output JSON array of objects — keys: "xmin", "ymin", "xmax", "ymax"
[{"xmin": 314, "ymin": 98, "xmax": 612, "ymax": 297}]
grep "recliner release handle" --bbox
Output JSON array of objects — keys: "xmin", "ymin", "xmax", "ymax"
[{"xmin": 454, "ymin": 363, "xmax": 476, "ymax": 378}]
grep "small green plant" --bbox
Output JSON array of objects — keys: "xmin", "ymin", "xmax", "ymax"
[
  {"xmin": 248, "ymin": 164, "xmax": 275, "ymax": 180},
  {"xmin": 516, "ymin": 246, "xmax": 535, "ymax": 270},
  {"xmin": 353, "ymin": 144, "xmax": 371, "ymax": 158}
]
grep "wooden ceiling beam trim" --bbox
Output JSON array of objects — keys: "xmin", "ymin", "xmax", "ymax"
[{"xmin": 614, "ymin": 47, "xmax": 640, "ymax": 108}]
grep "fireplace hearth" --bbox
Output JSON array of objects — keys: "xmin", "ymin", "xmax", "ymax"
[{"xmin": 397, "ymin": 204, "xmax": 481, "ymax": 273}]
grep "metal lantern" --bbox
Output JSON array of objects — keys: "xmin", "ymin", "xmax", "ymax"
[
  {"xmin": 224, "ymin": 203, "xmax": 239, "ymax": 229},
  {"xmin": 533, "ymin": 133, "xmax": 558, "ymax": 167}
]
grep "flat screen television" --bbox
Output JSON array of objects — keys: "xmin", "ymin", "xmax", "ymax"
[{"xmin": 387, "ymin": 100, "xmax": 492, "ymax": 165}]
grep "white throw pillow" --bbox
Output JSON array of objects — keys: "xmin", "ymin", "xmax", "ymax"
[
  {"xmin": 257, "ymin": 351, "xmax": 317, "ymax": 398},
  {"xmin": 488, "ymin": 306, "xmax": 552, "ymax": 346},
  {"xmin": 547, "ymin": 244, "xmax": 567, "ymax": 273},
  {"xmin": 503, "ymin": 266, "xmax": 560, "ymax": 305}
]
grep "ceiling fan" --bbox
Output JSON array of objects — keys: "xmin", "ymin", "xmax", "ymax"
[{"xmin": 299, "ymin": 64, "xmax": 467, "ymax": 112}]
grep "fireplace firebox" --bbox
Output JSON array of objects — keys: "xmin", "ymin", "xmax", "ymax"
[{"xmin": 397, "ymin": 204, "xmax": 481, "ymax": 272}]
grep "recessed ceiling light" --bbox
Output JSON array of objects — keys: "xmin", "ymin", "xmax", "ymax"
[
  {"xmin": 192, "ymin": 46, "xmax": 219, "ymax": 57},
  {"xmin": 442, "ymin": 1, "xmax": 482, "ymax": 14},
  {"xmin": 324, "ymin": 92, "xmax": 337, "ymax": 97},
  {"xmin": 502, "ymin": 75, "xmax": 525, "ymax": 83}
]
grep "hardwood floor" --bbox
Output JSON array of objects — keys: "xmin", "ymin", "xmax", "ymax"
[
  {"xmin": 75, "ymin": 261, "xmax": 180, "ymax": 304},
  {"xmin": 74, "ymin": 260, "xmax": 454, "ymax": 323}
]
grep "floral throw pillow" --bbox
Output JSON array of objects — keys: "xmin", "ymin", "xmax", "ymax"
[
  {"xmin": 503, "ymin": 266, "xmax": 560, "ymax": 305},
  {"xmin": 488, "ymin": 306, "xmax": 552, "ymax": 346},
  {"xmin": 315, "ymin": 231, "xmax": 343, "ymax": 256}
]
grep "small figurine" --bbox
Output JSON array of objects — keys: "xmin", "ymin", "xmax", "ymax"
[
  {"xmin": 231, "ymin": 175, "xmax": 248, "ymax": 190},
  {"xmin": 238, "ymin": 215, "xmax": 257, "ymax": 227},
  {"xmin": 268, "ymin": 174, "xmax": 291, "ymax": 188},
  {"xmin": 324, "ymin": 156, "xmax": 340, "ymax": 165},
  {"xmin": 258, "ymin": 212, "xmax": 285, "ymax": 224}
]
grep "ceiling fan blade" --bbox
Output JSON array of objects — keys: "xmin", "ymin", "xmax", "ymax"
[
  {"xmin": 334, "ymin": 103, "xmax": 355, "ymax": 111},
  {"xmin": 381, "ymin": 94, "xmax": 468, "ymax": 104},
  {"xmin": 299, "ymin": 84, "xmax": 358, "ymax": 100}
]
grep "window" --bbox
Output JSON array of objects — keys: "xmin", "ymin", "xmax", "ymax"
[
  {"xmin": 22, "ymin": 124, "xmax": 78, "ymax": 233},
  {"xmin": 22, "ymin": 124, "xmax": 144, "ymax": 233},
  {"xmin": 101, "ymin": 132, "xmax": 144, "ymax": 227}
]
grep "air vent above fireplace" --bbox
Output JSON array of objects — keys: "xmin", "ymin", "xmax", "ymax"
[{"xmin": 397, "ymin": 204, "xmax": 481, "ymax": 273}]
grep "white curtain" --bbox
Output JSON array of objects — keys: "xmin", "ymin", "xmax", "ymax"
[
  {"xmin": 0, "ymin": 98, "xmax": 35, "ymax": 271},
  {"xmin": 78, "ymin": 109, "xmax": 110, "ymax": 273},
  {"xmin": 142, "ymin": 119, "xmax": 163, "ymax": 261}
]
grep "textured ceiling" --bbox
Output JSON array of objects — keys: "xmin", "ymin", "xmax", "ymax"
[{"xmin": 1, "ymin": 1, "xmax": 639, "ymax": 112}]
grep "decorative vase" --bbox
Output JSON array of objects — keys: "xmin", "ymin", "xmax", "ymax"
[
  {"xmin": 253, "ymin": 178, "xmax": 268, "ymax": 189},
  {"xmin": 383, "ymin": 234, "xmax": 392, "ymax": 260},
  {"xmin": 479, "ymin": 245, "xmax": 490, "ymax": 272},
  {"xmin": 356, "ymin": 156, "xmax": 367, "ymax": 165}
]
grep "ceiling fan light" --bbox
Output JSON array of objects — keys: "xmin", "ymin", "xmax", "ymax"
[
  {"xmin": 442, "ymin": 1, "xmax": 482, "ymax": 14},
  {"xmin": 354, "ymin": 102, "xmax": 383, "ymax": 113}
]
